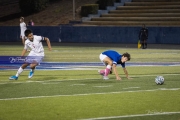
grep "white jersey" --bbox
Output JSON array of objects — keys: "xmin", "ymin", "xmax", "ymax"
[
  {"xmin": 24, "ymin": 35, "xmax": 45, "ymax": 56},
  {"xmin": 20, "ymin": 22, "xmax": 27, "ymax": 37}
]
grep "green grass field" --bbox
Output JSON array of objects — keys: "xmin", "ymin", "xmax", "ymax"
[{"xmin": 0, "ymin": 44, "xmax": 180, "ymax": 120}]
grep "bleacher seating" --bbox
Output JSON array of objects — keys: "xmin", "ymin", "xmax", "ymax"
[{"xmin": 80, "ymin": 0, "xmax": 180, "ymax": 26}]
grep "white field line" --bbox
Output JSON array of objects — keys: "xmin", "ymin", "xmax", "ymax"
[
  {"xmin": 81, "ymin": 111, "xmax": 180, "ymax": 120},
  {"xmin": 130, "ymin": 74, "xmax": 180, "ymax": 77},
  {"xmin": 0, "ymin": 73, "xmax": 180, "ymax": 84},
  {"xmin": 42, "ymin": 82, "xmax": 60, "ymax": 84},
  {"xmin": 0, "ymin": 88, "xmax": 179, "ymax": 101},
  {"xmin": 123, "ymin": 87, "xmax": 140, "ymax": 89},
  {"xmin": 93, "ymin": 85, "xmax": 113, "ymax": 88},
  {"xmin": 0, "ymin": 78, "xmax": 99, "ymax": 84},
  {"xmin": 70, "ymin": 84, "xmax": 86, "ymax": 86}
]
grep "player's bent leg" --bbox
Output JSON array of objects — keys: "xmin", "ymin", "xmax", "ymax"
[
  {"xmin": 28, "ymin": 64, "xmax": 37, "ymax": 78},
  {"xmin": 145, "ymin": 40, "xmax": 147, "ymax": 49},
  {"xmin": 99, "ymin": 55, "xmax": 112, "ymax": 80},
  {"xmin": 104, "ymin": 65, "xmax": 111, "ymax": 76},
  {"xmin": 102, "ymin": 58, "xmax": 112, "ymax": 80},
  {"xmin": 21, "ymin": 63, "xmax": 29, "ymax": 69},
  {"xmin": 9, "ymin": 63, "xmax": 29, "ymax": 80},
  {"xmin": 109, "ymin": 67, "xmax": 113, "ymax": 74}
]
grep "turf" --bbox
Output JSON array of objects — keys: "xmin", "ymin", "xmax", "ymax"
[{"xmin": 0, "ymin": 45, "xmax": 180, "ymax": 120}]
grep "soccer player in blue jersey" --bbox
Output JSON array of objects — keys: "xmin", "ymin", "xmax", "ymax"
[{"xmin": 98, "ymin": 50, "xmax": 132, "ymax": 80}]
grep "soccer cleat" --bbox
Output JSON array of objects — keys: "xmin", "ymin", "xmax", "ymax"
[
  {"xmin": 103, "ymin": 76, "xmax": 109, "ymax": 80},
  {"xmin": 104, "ymin": 68, "xmax": 110, "ymax": 76},
  {"xmin": 28, "ymin": 71, "xmax": 34, "ymax": 79},
  {"xmin": 9, "ymin": 75, "xmax": 18, "ymax": 80},
  {"xmin": 98, "ymin": 70, "xmax": 104, "ymax": 76},
  {"xmin": 98, "ymin": 70, "xmax": 109, "ymax": 80}
]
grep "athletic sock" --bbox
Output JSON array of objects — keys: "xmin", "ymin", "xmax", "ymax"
[
  {"xmin": 104, "ymin": 65, "xmax": 111, "ymax": 76},
  {"xmin": 15, "ymin": 67, "xmax": 24, "ymax": 77}
]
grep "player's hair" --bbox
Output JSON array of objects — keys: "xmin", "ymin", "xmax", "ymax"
[
  {"xmin": 25, "ymin": 29, "xmax": 32, "ymax": 37},
  {"xmin": 122, "ymin": 52, "xmax": 131, "ymax": 61},
  {"xmin": 20, "ymin": 17, "xmax": 24, "ymax": 20}
]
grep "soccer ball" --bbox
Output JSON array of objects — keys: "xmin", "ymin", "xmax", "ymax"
[{"xmin": 155, "ymin": 76, "xmax": 164, "ymax": 85}]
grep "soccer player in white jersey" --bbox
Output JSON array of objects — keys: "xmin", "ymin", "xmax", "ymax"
[
  {"xmin": 20, "ymin": 17, "xmax": 27, "ymax": 45},
  {"xmin": 99, "ymin": 50, "xmax": 132, "ymax": 80},
  {"xmin": 9, "ymin": 29, "xmax": 52, "ymax": 80}
]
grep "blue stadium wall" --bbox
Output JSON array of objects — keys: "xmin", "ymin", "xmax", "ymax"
[{"xmin": 0, "ymin": 25, "xmax": 180, "ymax": 44}]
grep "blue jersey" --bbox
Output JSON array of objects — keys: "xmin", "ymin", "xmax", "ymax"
[{"xmin": 102, "ymin": 50, "xmax": 125, "ymax": 68}]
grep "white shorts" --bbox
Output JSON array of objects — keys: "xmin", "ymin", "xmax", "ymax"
[
  {"xmin": 99, "ymin": 53, "xmax": 108, "ymax": 66},
  {"xmin": 26, "ymin": 51, "xmax": 44, "ymax": 64},
  {"xmin": 21, "ymin": 33, "xmax": 25, "ymax": 37}
]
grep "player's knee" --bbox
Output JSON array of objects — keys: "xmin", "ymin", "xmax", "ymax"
[
  {"xmin": 30, "ymin": 64, "xmax": 37, "ymax": 69},
  {"xmin": 108, "ymin": 61, "xmax": 113, "ymax": 66},
  {"xmin": 21, "ymin": 64, "xmax": 29, "ymax": 69}
]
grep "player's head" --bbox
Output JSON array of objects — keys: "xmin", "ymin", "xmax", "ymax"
[
  {"xmin": 142, "ymin": 24, "xmax": 146, "ymax": 28},
  {"xmin": 20, "ymin": 17, "xmax": 24, "ymax": 22},
  {"xmin": 25, "ymin": 29, "xmax": 33, "ymax": 41},
  {"xmin": 121, "ymin": 52, "xmax": 131, "ymax": 63}
]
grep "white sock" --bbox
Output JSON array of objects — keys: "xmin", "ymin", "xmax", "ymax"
[
  {"xmin": 15, "ymin": 67, "xmax": 24, "ymax": 77},
  {"xmin": 106, "ymin": 65, "xmax": 111, "ymax": 69}
]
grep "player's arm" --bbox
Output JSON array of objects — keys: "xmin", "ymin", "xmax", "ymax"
[
  {"xmin": 21, "ymin": 42, "xmax": 28, "ymax": 56},
  {"xmin": 123, "ymin": 68, "xmax": 132, "ymax": 79},
  {"xmin": 44, "ymin": 37, "xmax": 52, "ymax": 51},
  {"xmin": 112, "ymin": 64, "xmax": 121, "ymax": 80},
  {"xmin": 21, "ymin": 49, "xmax": 27, "ymax": 56}
]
